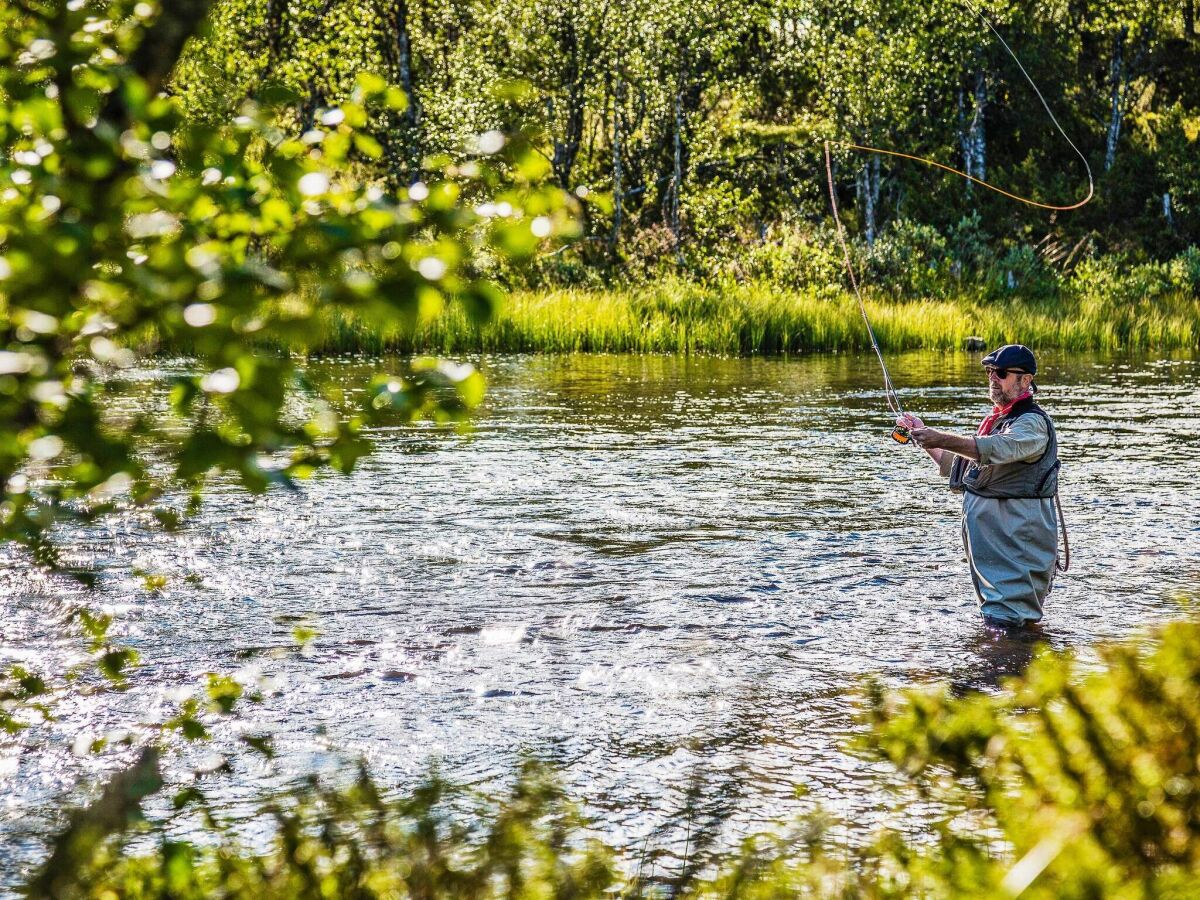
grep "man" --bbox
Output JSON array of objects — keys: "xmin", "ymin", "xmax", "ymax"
[{"xmin": 898, "ymin": 345, "xmax": 1061, "ymax": 629}]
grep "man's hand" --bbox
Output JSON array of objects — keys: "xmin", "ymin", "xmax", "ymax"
[
  {"xmin": 899, "ymin": 413, "xmax": 948, "ymax": 465},
  {"xmin": 909, "ymin": 425, "xmax": 944, "ymax": 448},
  {"xmin": 896, "ymin": 414, "xmax": 980, "ymax": 463}
]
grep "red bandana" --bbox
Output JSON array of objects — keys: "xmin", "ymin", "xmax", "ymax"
[{"xmin": 977, "ymin": 390, "xmax": 1032, "ymax": 436}]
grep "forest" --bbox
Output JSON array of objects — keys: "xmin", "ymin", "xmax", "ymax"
[{"xmin": 173, "ymin": 0, "xmax": 1200, "ymax": 294}]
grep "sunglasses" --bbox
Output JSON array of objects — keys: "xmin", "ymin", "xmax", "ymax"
[{"xmin": 984, "ymin": 366, "xmax": 1028, "ymax": 379}]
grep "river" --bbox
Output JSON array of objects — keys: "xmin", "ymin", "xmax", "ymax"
[{"xmin": 2, "ymin": 349, "xmax": 1198, "ymax": 884}]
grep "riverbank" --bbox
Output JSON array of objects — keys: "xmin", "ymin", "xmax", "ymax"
[{"xmin": 313, "ymin": 275, "xmax": 1200, "ymax": 356}]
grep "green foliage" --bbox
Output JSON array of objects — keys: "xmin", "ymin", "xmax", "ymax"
[
  {"xmin": 74, "ymin": 607, "xmax": 139, "ymax": 686},
  {"xmin": 739, "ymin": 224, "xmax": 845, "ymax": 292},
  {"xmin": 171, "ymin": 0, "xmax": 1200, "ymax": 283},
  {"xmin": 680, "ymin": 181, "xmax": 762, "ymax": 269},
  {"xmin": 0, "ymin": 10, "xmax": 571, "ymax": 873},
  {"xmin": 0, "ymin": 1, "xmax": 574, "ymax": 565},
  {"xmin": 27, "ymin": 748, "xmax": 165, "ymax": 900},
  {"xmin": 26, "ymin": 617, "xmax": 1200, "ymax": 897},
  {"xmin": 33, "ymin": 760, "xmax": 617, "ymax": 899},
  {"xmin": 860, "ymin": 617, "xmax": 1200, "ymax": 897},
  {"xmin": 862, "ymin": 221, "xmax": 953, "ymax": 299},
  {"xmin": 291, "ymin": 621, "xmax": 319, "ymax": 647},
  {"xmin": 989, "ymin": 245, "xmax": 1059, "ymax": 302},
  {"xmin": 324, "ymin": 261, "xmax": 1198, "ymax": 356},
  {"xmin": 0, "ymin": 664, "xmax": 50, "ymax": 735}
]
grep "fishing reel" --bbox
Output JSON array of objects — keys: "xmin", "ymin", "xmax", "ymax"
[{"xmin": 891, "ymin": 424, "xmax": 912, "ymax": 445}]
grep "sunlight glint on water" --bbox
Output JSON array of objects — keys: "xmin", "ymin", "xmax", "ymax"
[{"xmin": 2, "ymin": 350, "xmax": 1198, "ymax": 879}]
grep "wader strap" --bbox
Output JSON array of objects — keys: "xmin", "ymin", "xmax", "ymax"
[{"xmin": 1055, "ymin": 490, "xmax": 1070, "ymax": 573}]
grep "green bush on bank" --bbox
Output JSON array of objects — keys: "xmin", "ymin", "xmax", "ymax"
[
  {"xmin": 313, "ymin": 213, "xmax": 1199, "ymax": 356},
  {"xmin": 313, "ymin": 249, "xmax": 1200, "ymax": 356},
  {"xmin": 26, "ymin": 617, "xmax": 1200, "ymax": 898}
]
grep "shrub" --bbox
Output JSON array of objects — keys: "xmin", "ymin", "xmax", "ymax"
[
  {"xmin": 25, "ymin": 616, "xmax": 1200, "ymax": 898},
  {"xmin": 1167, "ymin": 246, "xmax": 1200, "ymax": 294},
  {"xmin": 945, "ymin": 211, "xmax": 997, "ymax": 279},
  {"xmin": 862, "ymin": 220, "xmax": 952, "ymax": 299},
  {"xmin": 624, "ymin": 222, "xmax": 682, "ymax": 281},
  {"xmin": 986, "ymin": 244, "xmax": 1061, "ymax": 301},
  {"xmin": 740, "ymin": 223, "xmax": 846, "ymax": 291},
  {"xmin": 682, "ymin": 181, "xmax": 762, "ymax": 248}
]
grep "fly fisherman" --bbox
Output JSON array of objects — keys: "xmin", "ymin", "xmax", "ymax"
[{"xmin": 897, "ymin": 345, "xmax": 1061, "ymax": 629}]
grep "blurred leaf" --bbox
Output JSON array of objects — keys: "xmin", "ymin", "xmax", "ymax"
[
  {"xmin": 205, "ymin": 674, "xmax": 243, "ymax": 715},
  {"xmin": 241, "ymin": 733, "xmax": 276, "ymax": 759},
  {"xmin": 98, "ymin": 648, "xmax": 139, "ymax": 684},
  {"xmin": 142, "ymin": 573, "xmax": 168, "ymax": 593}
]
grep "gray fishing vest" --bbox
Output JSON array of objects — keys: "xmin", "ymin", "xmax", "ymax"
[{"xmin": 948, "ymin": 397, "xmax": 1060, "ymax": 499}]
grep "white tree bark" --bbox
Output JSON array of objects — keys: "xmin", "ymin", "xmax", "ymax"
[
  {"xmin": 857, "ymin": 155, "xmax": 880, "ymax": 246},
  {"xmin": 1105, "ymin": 27, "xmax": 1129, "ymax": 173},
  {"xmin": 391, "ymin": 0, "xmax": 422, "ymax": 180},
  {"xmin": 671, "ymin": 88, "xmax": 683, "ymax": 257},
  {"xmin": 972, "ymin": 69, "xmax": 987, "ymax": 183},
  {"xmin": 958, "ymin": 70, "xmax": 987, "ymax": 196},
  {"xmin": 611, "ymin": 76, "xmax": 623, "ymax": 250}
]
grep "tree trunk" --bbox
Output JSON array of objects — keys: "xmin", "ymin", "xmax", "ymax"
[
  {"xmin": 126, "ymin": 0, "xmax": 214, "ymax": 95},
  {"xmin": 298, "ymin": 78, "xmax": 325, "ymax": 132},
  {"xmin": 611, "ymin": 76, "xmax": 623, "ymax": 251},
  {"xmin": 392, "ymin": 0, "xmax": 420, "ymax": 132},
  {"xmin": 671, "ymin": 88, "xmax": 683, "ymax": 258},
  {"xmin": 378, "ymin": 0, "xmax": 422, "ymax": 182},
  {"xmin": 103, "ymin": 0, "xmax": 213, "ymax": 122},
  {"xmin": 857, "ymin": 155, "xmax": 880, "ymax": 246},
  {"xmin": 1186, "ymin": 1, "xmax": 1195, "ymax": 39},
  {"xmin": 972, "ymin": 69, "xmax": 987, "ymax": 183},
  {"xmin": 958, "ymin": 70, "xmax": 987, "ymax": 195},
  {"xmin": 871, "ymin": 155, "xmax": 880, "ymax": 242},
  {"xmin": 549, "ymin": 15, "xmax": 585, "ymax": 190},
  {"xmin": 266, "ymin": 0, "xmax": 287, "ymax": 65},
  {"xmin": 1104, "ymin": 27, "xmax": 1128, "ymax": 173},
  {"xmin": 957, "ymin": 87, "xmax": 970, "ymax": 194}
]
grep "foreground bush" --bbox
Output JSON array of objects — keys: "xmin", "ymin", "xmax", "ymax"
[
  {"xmin": 0, "ymin": 1, "xmax": 574, "ymax": 567},
  {"xmin": 24, "ymin": 617, "xmax": 1200, "ymax": 898}
]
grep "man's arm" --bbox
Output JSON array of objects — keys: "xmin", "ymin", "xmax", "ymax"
[
  {"xmin": 909, "ymin": 427, "xmax": 980, "ymax": 460},
  {"xmin": 897, "ymin": 413, "xmax": 952, "ymax": 466}
]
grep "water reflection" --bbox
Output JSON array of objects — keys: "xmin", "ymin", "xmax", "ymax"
[
  {"xmin": 951, "ymin": 622, "xmax": 1048, "ymax": 694},
  {"xmin": 1, "ymin": 349, "xmax": 1198, "ymax": 880}
]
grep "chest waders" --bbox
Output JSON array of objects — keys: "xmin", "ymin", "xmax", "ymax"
[{"xmin": 948, "ymin": 398, "xmax": 1071, "ymax": 573}]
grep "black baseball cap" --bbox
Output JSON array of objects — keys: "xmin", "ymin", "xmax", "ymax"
[{"xmin": 982, "ymin": 344, "xmax": 1037, "ymax": 375}]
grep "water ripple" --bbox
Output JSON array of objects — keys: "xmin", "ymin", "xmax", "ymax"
[{"xmin": 2, "ymin": 349, "xmax": 1198, "ymax": 879}]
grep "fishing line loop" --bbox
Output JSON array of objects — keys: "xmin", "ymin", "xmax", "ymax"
[{"xmin": 824, "ymin": 0, "xmax": 1095, "ymax": 431}]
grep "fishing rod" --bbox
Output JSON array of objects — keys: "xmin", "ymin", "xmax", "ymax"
[
  {"xmin": 823, "ymin": 141, "xmax": 911, "ymax": 444},
  {"xmin": 824, "ymin": 0, "xmax": 1095, "ymax": 444}
]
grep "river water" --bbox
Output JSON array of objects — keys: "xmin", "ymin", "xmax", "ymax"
[{"xmin": 2, "ymin": 350, "xmax": 1199, "ymax": 882}]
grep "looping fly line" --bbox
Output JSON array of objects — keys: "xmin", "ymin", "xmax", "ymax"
[
  {"xmin": 824, "ymin": 141, "xmax": 905, "ymax": 420},
  {"xmin": 825, "ymin": 0, "xmax": 1095, "ymax": 431}
]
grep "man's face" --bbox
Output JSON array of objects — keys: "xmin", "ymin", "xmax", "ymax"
[{"xmin": 986, "ymin": 366, "xmax": 1032, "ymax": 404}]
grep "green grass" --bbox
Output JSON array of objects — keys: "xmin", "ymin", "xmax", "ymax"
[{"xmin": 310, "ymin": 277, "xmax": 1200, "ymax": 356}]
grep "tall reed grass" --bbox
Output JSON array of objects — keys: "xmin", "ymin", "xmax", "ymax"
[{"xmin": 311, "ymin": 277, "xmax": 1200, "ymax": 355}]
